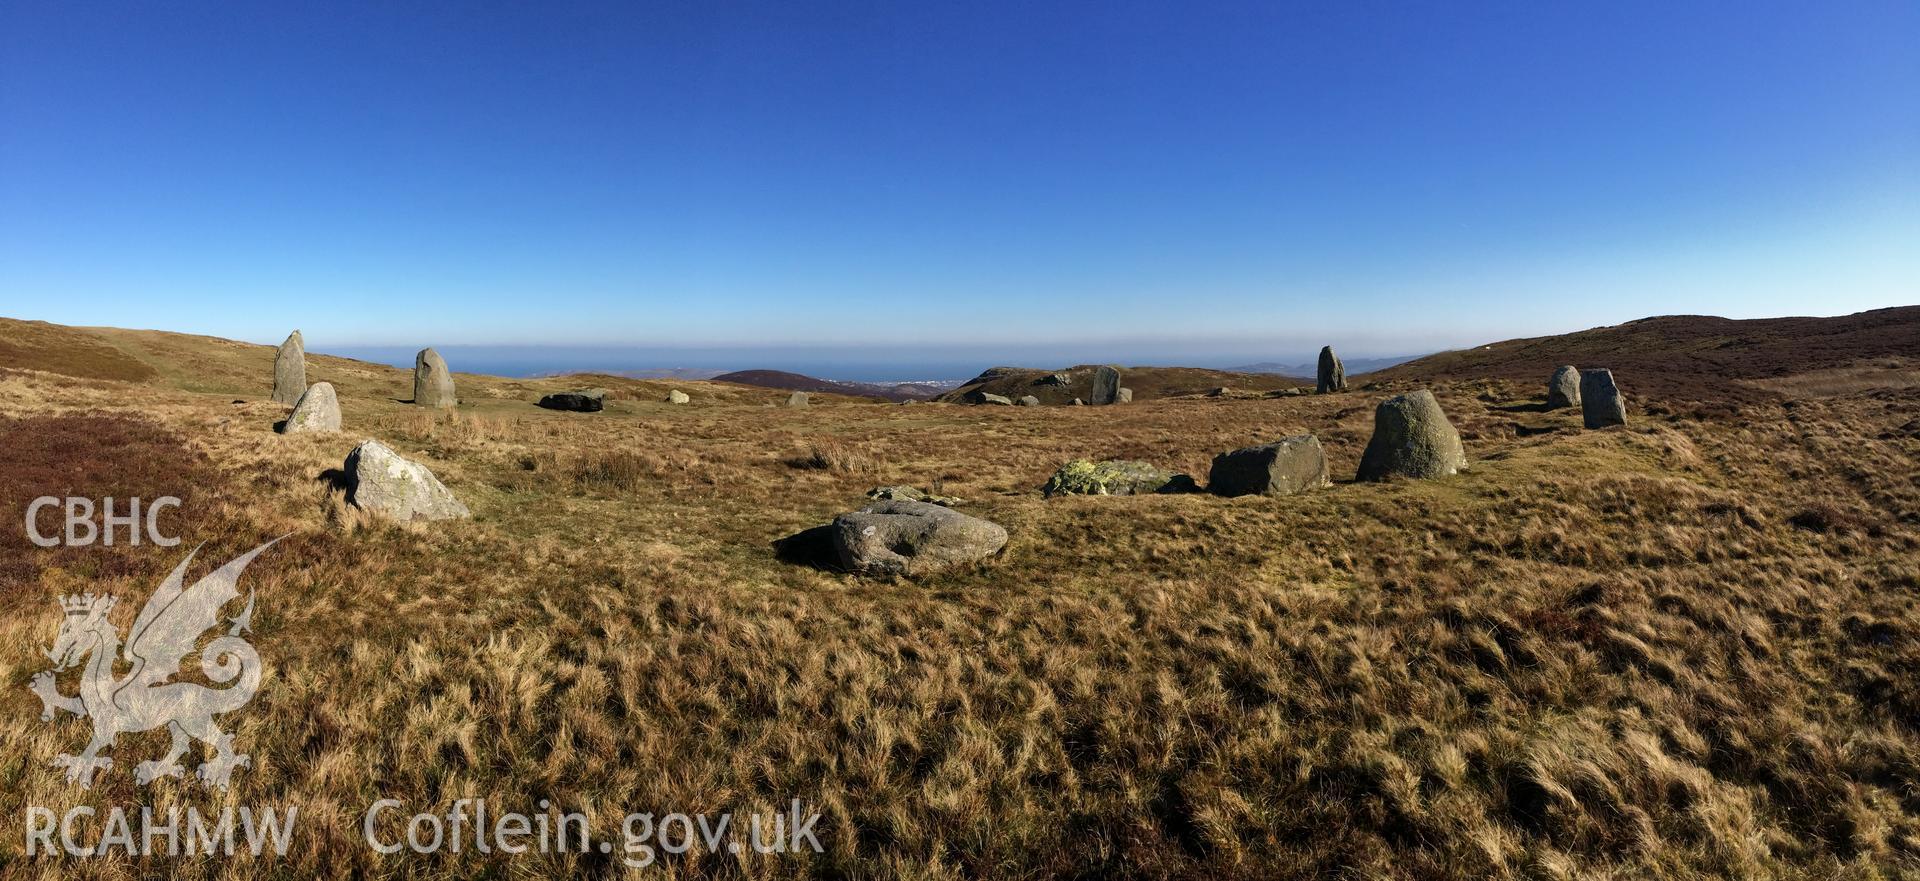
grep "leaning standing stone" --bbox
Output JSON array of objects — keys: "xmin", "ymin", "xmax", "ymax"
[
  {"xmin": 1580, "ymin": 369, "xmax": 1628, "ymax": 428},
  {"xmin": 1356, "ymin": 390, "xmax": 1468, "ymax": 481},
  {"xmin": 413, "ymin": 348, "xmax": 457, "ymax": 408},
  {"xmin": 1090, "ymin": 366, "xmax": 1121, "ymax": 405},
  {"xmin": 1317, "ymin": 346, "xmax": 1346, "ymax": 394},
  {"xmin": 271, "ymin": 331, "xmax": 305, "ymax": 405},
  {"xmin": 344, "ymin": 439, "xmax": 470, "ymax": 521},
  {"xmin": 1207, "ymin": 435, "xmax": 1330, "ymax": 497},
  {"xmin": 279, "ymin": 382, "xmax": 340, "ymax": 434},
  {"xmin": 1545, "ymin": 366, "xmax": 1581, "ymax": 410}
]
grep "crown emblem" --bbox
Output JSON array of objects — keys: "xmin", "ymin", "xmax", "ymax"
[{"xmin": 59, "ymin": 593, "xmax": 116, "ymax": 616}]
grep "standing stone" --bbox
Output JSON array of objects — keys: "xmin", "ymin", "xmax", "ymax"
[
  {"xmin": 1116, "ymin": 387, "xmax": 1133, "ymax": 404},
  {"xmin": 413, "ymin": 348, "xmax": 457, "ymax": 408},
  {"xmin": 668, "ymin": 390, "xmax": 690, "ymax": 404},
  {"xmin": 1207, "ymin": 435, "xmax": 1331, "ymax": 497},
  {"xmin": 1316, "ymin": 346, "xmax": 1346, "ymax": 394},
  {"xmin": 787, "ymin": 391, "xmax": 810, "ymax": 407},
  {"xmin": 1356, "ymin": 390, "xmax": 1468, "ymax": 481},
  {"xmin": 1090, "ymin": 366, "xmax": 1121, "ymax": 405},
  {"xmin": 271, "ymin": 331, "xmax": 305, "ymax": 405},
  {"xmin": 1580, "ymin": 369, "xmax": 1628, "ymax": 429},
  {"xmin": 278, "ymin": 382, "xmax": 341, "ymax": 434},
  {"xmin": 344, "ymin": 439, "xmax": 470, "ymax": 521},
  {"xmin": 1544, "ymin": 366, "xmax": 1581, "ymax": 410}
]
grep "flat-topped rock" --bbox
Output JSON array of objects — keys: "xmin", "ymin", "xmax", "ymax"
[
  {"xmin": 1207, "ymin": 435, "xmax": 1330, "ymax": 497},
  {"xmin": 831, "ymin": 500, "xmax": 1007, "ymax": 577},
  {"xmin": 1042, "ymin": 459, "xmax": 1191, "ymax": 497},
  {"xmin": 538, "ymin": 390, "xmax": 607, "ymax": 412}
]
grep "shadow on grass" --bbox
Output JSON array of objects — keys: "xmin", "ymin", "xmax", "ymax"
[{"xmin": 773, "ymin": 524, "xmax": 845, "ymax": 572}]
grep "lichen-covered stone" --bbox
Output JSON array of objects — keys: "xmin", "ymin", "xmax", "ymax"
[
  {"xmin": 279, "ymin": 382, "xmax": 340, "ymax": 434},
  {"xmin": 345, "ymin": 439, "xmax": 470, "ymax": 522},
  {"xmin": 1042, "ymin": 459, "xmax": 1187, "ymax": 497}
]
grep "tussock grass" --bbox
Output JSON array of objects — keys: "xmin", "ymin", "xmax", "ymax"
[{"xmin": 0, "ymin": 334, "xmax": 1917, "ymax": 878}]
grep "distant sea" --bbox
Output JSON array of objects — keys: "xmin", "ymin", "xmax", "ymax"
[{"xmin": 320, "ymin": 345, "xmax": 1421, "ymax": 386}]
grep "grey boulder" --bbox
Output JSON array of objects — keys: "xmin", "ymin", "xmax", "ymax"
[
  {"xmin": 538, "ymin": 390, "xmax": 606, "ymax": 412},
  {"xmin": 1116, "ymin": 387, "xmax": 1133, "ymax": 404},
  {"xmin": 1016, "ymin": 395, "xmax": 1041, "ymax": 407},
  {"xmin": 345, "ymin": 439, "xmax": 470, "ymax": 522},
  {"xmin": 787, "ymin": 391, "xmax": 810, "ymax": 407},
  {"xmin": 1545, "ymin": 365, "xmax": 1581, "ymax": 410},
  {"xmin": 1580, "ymin": 369, "xmax": 1628, "ymax": 428},
  {"xmin": 832, "ymin": 500, "xmax": 1007, "ymax": 577},
  {"xmin": 271, "ymin": 331, "xmax": 306, "ymax": 405},
  {"xmin": 413, "ymin": 348, "xmax": 457, "ymax": 408},
  {"xmin": 966, "ymin": 391, "xmax": 1014, "ymax": 406},
  {"xmin": 1207, "ymin": 435, "xmax": 1331, "ymax": 497},
  {"xmin": 1356, "ymin": 390, "xmax": 1468, "ymax": 481},
  {"xmin": 668, "ymin": 389, "xmax": 690, "ymax": 404},
  {"xmin": 278, "ymin": 382, "xmax": 340, "ymax": 434}
]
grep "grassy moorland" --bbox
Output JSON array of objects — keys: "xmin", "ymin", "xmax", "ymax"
[{"xmin": 0, "ymin": 315, "xmax": 1918, "ymax": 879}]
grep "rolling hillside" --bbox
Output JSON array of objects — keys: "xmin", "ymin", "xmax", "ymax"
[
  {"xmin": 936, "ymin": 364, "xmax": 1307, "ymax": 404},
  {"xmin": 1370, "ymin": 306, "xmax": 1920, "ymax": 404}
]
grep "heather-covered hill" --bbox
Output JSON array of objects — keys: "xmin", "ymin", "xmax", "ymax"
[{"xmin": 1369, "ymin": 306, "xmax": 1920, "ymax": 404}]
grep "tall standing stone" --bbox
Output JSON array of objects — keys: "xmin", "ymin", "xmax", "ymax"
[
  {"xmin": 1580, "ymin": 369, "xmax": 1628, "ymax": 429},
  {"xmin": 1090, "ymin": 366, "xmax": 1121, "ymax": 405},
  {"xmin": 413, "ymin": 348, "xmax": 457, "ymax": 409},
  {"xmin": 1356, "ymin": 390, "xmax": 1468, "ymax": 481},
  {"xmin": 271, "ymin": 331, "xmax": 305, "ymax": 405},
  {"xmin": 1545, "ymin": 366, "xmax": 1581, "ymax": 410},
  {"xmin": 1316, "ymin": 346, "xmax": 1346, "ymax": 394}
]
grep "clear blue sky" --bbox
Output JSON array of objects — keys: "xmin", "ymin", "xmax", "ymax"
[{"xmin": 2, "ymin": 1, "xmax": 1916, "ymax": 366}]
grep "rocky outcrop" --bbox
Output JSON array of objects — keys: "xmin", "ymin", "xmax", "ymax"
[
  {"xmin": 1580, "ymin": 369, "xmax": 1628, "ymax": 428},
  {"xmin": 1090, "ymin": 366, "xmax": 1121, "ymax": 405},
  {"xmin": 1317, "ymin": 346, "xmax": 1346, "ymax": 394},
  {"xmin": 413, "ymin": 348, "xmax": 456, "ymax": 408},
  {"xmin": 1355, "ymin": 390, "xmax": 1468, "ymax": 481},
  {"xmin": 271, "ymin": 331, "xmax": 305, "ymax": 405},
  {"xmin": 538, "ymin": 390, "xmax": 606, "ymax": 412},
  {"xmin": 1207, "ymin": 435, "xmax": 1330, "ymax": 497},
  {"xmin": 1042, "ymin": 460, "xmax": 1194, "ymax": 497},
  {"xmin": 344, "ymin": 439, "xmax": 470, "ymax": 522},
  {"xmin": 1546, "ymin": 365, "xmax": 1581, "ymax": 410},
  {"xmin": 831, "ymin": 500, "xmax": 1007, "ymax": 576},
  {"xmin": 278, "ymin": 382, "xmax": 340, "ymax": 434}
]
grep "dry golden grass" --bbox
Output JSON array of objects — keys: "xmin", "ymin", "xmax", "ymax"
[{"xmin": 0, "ymin": 326, "xmax": 1918, "ymax": 879}]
